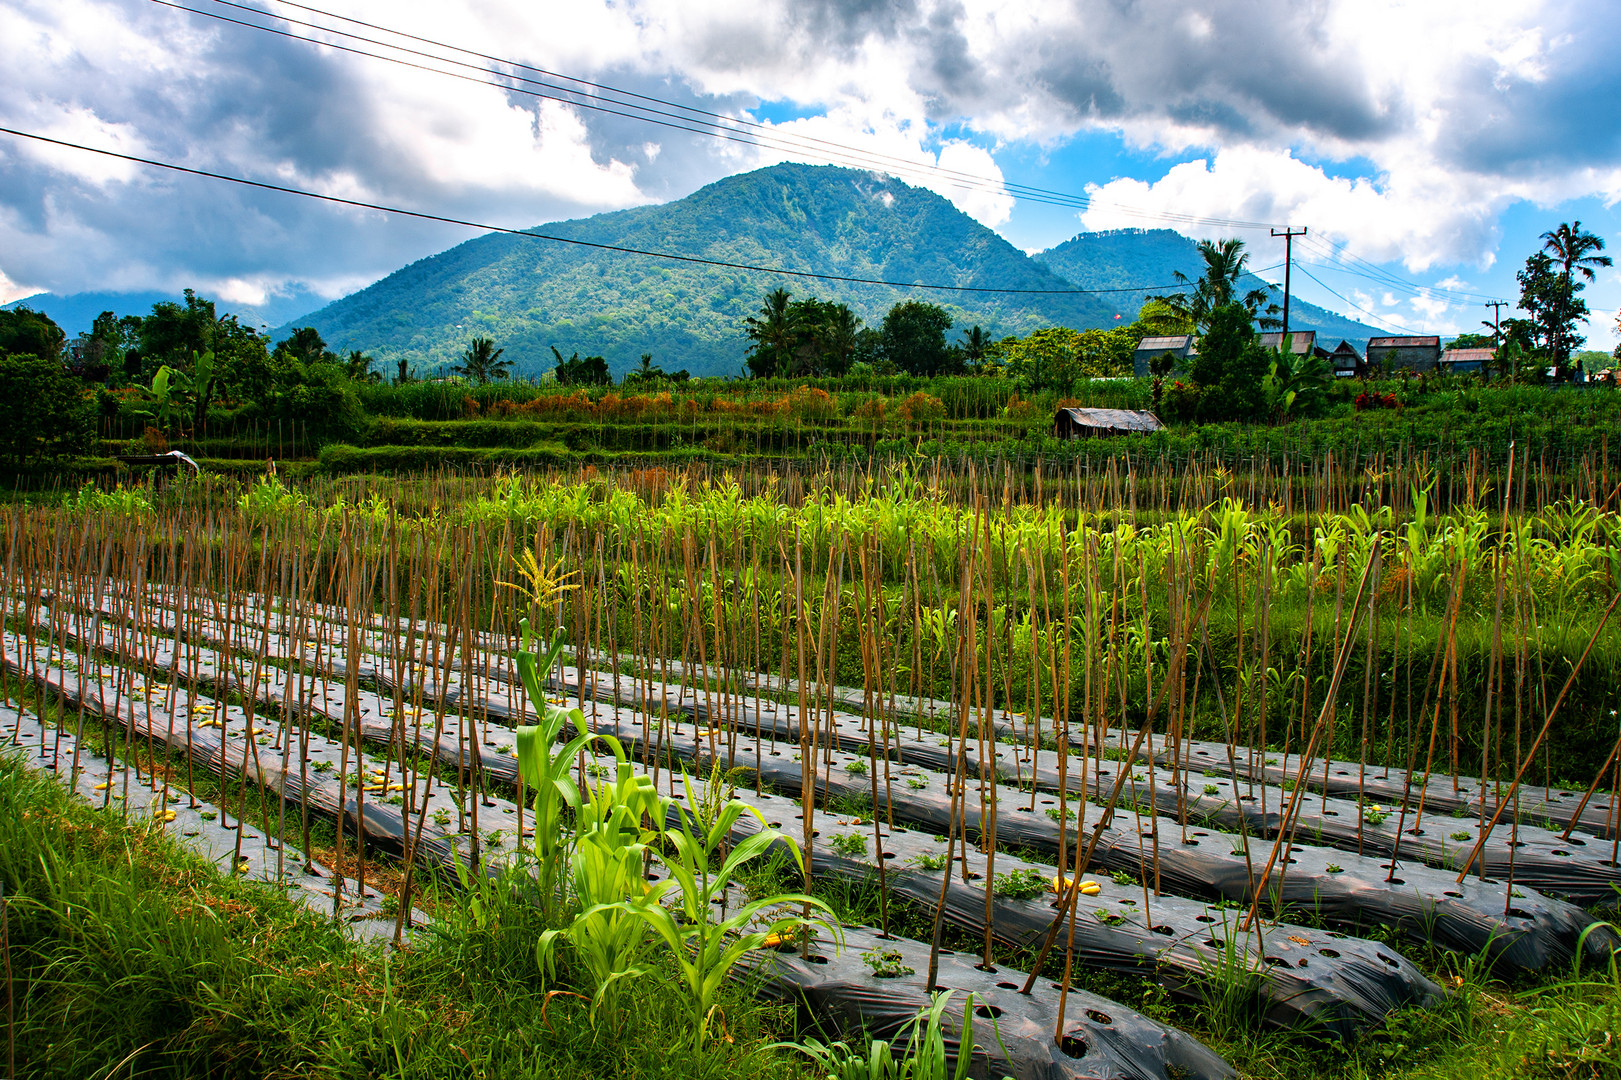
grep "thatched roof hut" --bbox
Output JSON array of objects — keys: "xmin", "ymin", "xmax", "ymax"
[{"xmin": 1053, "ymin": 407, "xmax": 1166, "ymax": 439}]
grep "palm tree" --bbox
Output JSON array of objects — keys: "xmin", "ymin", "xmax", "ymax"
[
  {"xmin": 744, "ymin": 287, "xmax": 796, "ymax": 377},
  {"xmin": 813, "ymin": 303, "xmax": 862, "ymax": 375},
  {"xmin": 345, "ymin": 349, "xmax": 381, "ymax": 384},
  {"xmin": 453, "ymin": 336, "xmax": 511, "ymax": 385},
  {"xmin": 961, "ymin": 325, "xmax": 989, "ymax": 368},
  {"xmin": 1542, "ymin": 221, "xmax": 1613, "ymax": 284},
  {"xmin": 1539, "ymin": 222, "xmax": 1611, "ymax": 365},
  {"xmin": 1164, "ymin": 239, "xmax": 1281, "ymax": 331}
]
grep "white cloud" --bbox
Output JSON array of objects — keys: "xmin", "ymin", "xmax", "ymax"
[
  {"xmin": 1079, "ymin": 148, "xmax": 1507, "ymax": 271},
  {"xmin": 0, "ymin": 267, "xmax": 40, "ymax": 305},
  {"xmin": 2, "ymin": 0, "xmax": 1619, "ymax": 329}
]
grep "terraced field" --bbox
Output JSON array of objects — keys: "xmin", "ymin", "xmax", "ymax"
[{"xmin": 7, "ymin": 457, "xmax": 1621, "ymax": 1078}]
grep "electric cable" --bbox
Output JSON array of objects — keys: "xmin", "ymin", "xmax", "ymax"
[
  {"xmin": 154, "ymin": 0, "xmax": 1284, "ymax": 232},
  {"xmin": 0, "ymin": 125, "xmax": 1196, "ymax": 296}
]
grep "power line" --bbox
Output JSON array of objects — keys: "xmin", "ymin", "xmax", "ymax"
[
  {"xmin": 1296, "ymin": 233, "xmax": 1507, "ymax": 305},
  {"xmin": 150, "ymin": 0, "xmax": 1521, "ymax": 312},
  {"xmin": 155, "ymin": 0, "xmax": 1285, "ymax": 233},
  {"xmin": 0, "ymin": 125, "xmax": 1195, "ymax": 297},
  {"xmin": 1292, "ymin": 264, "xmax": 1419, "ymax": 335}
]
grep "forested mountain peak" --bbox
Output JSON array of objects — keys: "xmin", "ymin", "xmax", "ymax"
[{"xmin": 278, "ymin": 165, "xmax": 1382, "ymax": 376}]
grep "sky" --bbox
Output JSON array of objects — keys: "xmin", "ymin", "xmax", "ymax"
[{"xmin": 2, "ymin": 0, "xmax": 1620, "ymax": 348}]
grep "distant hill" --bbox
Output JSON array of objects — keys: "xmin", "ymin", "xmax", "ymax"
[
  {"xmin": 271, "ymin": 168, "xmax": 1389, "ymax": 377},
  {"xmin": 276, "ymin": 165, "xmax": 1133, "ymax": 378},
  {"xmin": 2, "ymin": 289, "xmax": 321, "ymax": 337},
  {"xmin": 1034, "ymin": 229, "xmax": 1385, "ymax": 349}
]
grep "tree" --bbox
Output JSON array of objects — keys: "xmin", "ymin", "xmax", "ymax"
[
  {"xmin": 1161, "ymin": 239, "xmax": 1280, "ymax": 331},
  {"xmin": 1447, "ymin": 333, "xmax": 1495, "ymax": 350},
  {"xmin": 788, "ymin": 298, "xmax": 861, "ymax": 377},
  {"xmin": 1188, "ymin": 304, "xmax": 1269, "ymax": 422},
  {"xmin": 623, "ymin": 353, "xmax": 691, "ymax": 387},
  {"xmin": 1516, "ymin": 252, "xmax": 1587, "ymax": 366},
  {"xmin": 879, "ymin": 301, "xmax": 954, "ymax": 376},
  {"xmin": 0, "ymin": 306, "xmax": 66, "ymax": 361},
  {"xmin": 550, "ymin": 346, "xmax": 610, "ymax": 387},
  {"xmin": 626, "ymin": 353, "xmax": 663, "ymax": 384},
  {"xmin": 960, "ymin": 325, "xmax": 990, "ymax": 370},
  {"xmin": 0, "ymin": 353, "xmax": 93, "ymax": 464},
  {"xmin": 744, "ymin": 287, "xmax": 796, "ymax": 378},
  {"xmin": 455, "ymin": 336, "xmax": 512, "ymax": 385},
  {"xmin": 275, "ymin": 326, "xmax": 337, "ymax": 366},
  {"xmin": 1539, "ymin": 221, "xmax": 1612, "ymax": 365},
  {"xmin": 137, "ymin": 290, "xmax": 222, "ymax": 378},
  {"xmin": 1542, "ymin": 221, "xmax": 1612, "ymax": 285},
  {"xmin": 345, "ymin": 350, "xmax": 381, "ymax": 384},
  {"xmin": 742, "ymin": 289, "xmax": 863, "ymax": 378},
  {"xmin": 395, "ymin": 357, "xmax": 414, "ymax": 385},
  {"xmin": 1134, "ymin": 296, "xmax": 1195, "ymax": 337}
]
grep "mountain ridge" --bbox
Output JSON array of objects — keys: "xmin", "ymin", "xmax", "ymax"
[
  {"xmin": 278, "ymin": 163, "xmax": 1129, "ymax": 377},
  {"xmin": 8, "ymin": 165, "xmax": 1388, "ymax": 371}
]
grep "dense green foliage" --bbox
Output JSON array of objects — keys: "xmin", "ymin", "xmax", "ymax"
[{"xmin": 0, "ymin": 351, "xmax": 94, "ymax": 463}]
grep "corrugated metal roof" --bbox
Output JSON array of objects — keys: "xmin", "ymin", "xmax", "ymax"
[
  {"xmin": 1136, "ymin": 335, "xmax": 1193, "ymax": 350},
  {"xmin": 1055, "ymin": 408, "xmax": 1166, "ymax": 434},
  {"xmin": 1257, "ymin": 331, "xmax": 1317, "ymax": 353},
  {"xmin": 1442, "ymin": 348, "xmax": 1495, "ymax": 362},
  {"xmin": 1367, "ymin": 336, "xmax": 1441, "ymax": 348}
]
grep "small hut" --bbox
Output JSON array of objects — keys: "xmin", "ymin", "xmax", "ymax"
[{"xmin": 1053, "ymin": 407, "xmax": 1166, "ymax": 440}]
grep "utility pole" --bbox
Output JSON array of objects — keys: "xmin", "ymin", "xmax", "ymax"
[
  {"xmin": 1484, "ymin": 300, "xmax": 1507, "ymax": 349},
  {"xmin": 1271, "ymin": 226, "xmax": 1308, "ymax": 343}
]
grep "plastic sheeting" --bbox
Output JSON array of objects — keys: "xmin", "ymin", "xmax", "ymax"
[
  {"xmin": 9, "ymin": 643, "xmax": 1235, "ymax": 1080},
  {"xmin": 21, "ymin": 606, "xmax": 1614, "ymax": 977},
  {"xmin": 746, "ymin": 924, "xmax": 1236, "ymax": 1080}
]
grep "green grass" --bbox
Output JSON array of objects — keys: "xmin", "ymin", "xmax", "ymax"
[{"xmin": 0, "ymin": 753, "xmax": 811, "ymax": 1080}]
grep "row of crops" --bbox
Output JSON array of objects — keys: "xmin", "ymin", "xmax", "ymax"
[{"xmin": 8, "ymin": 454, "xmax": 1621, "ymax": 1076}]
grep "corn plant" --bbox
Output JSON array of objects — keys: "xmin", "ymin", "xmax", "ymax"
[
  {"xmin": 513, "ymin": 618, "xmax": 605, "ymax": 919},
  {"xmin": 629, "ymin": 768, "xmax": 836, "ymax": 1047},
  {"xmin": 537, "ymin": 746, "xmax": 671, "ymax": 1027},
  {"xmin": 776, "ymin": 991, "xmax": 1011, "ymax": 1080}
]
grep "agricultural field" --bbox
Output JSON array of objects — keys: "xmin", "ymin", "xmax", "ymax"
[
  {"xmin": 83, "ymin": 373, "xmax": 1621, "ymax": 481},
  {"xmin": 4, "ymin": 452, "xmax": 1621, "ymax": 1080}
]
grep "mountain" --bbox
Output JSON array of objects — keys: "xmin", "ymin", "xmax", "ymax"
[
  {"xmin": 276, "ymin": 166, "xmax": 1388, "ymax": 377},
  {"xmin": 1034, "ymin": 228, "xmax": 1386, "ymax": 348},
  {"xmin": 2, "ymin": 289, "xmax": 321, "ymax": 337},
  {"xmin": 276, "ymin": 164, "xmax": 1130, "ymax": 378}
]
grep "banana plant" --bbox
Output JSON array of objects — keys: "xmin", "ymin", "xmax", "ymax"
[{"xmin": 629, "ymin": 768, "xmax": 835, "ymax": 1047}]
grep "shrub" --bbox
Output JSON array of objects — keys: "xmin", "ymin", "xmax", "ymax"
[{"xmin": 0, "ymin": 353, "xmax": 95, "ymax": 464}]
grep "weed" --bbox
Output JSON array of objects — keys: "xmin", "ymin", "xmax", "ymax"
[
  {"xmin": 994, "ymin": 868, "xmax": 1048, "ymax": 900},
  {"xmin": 830, "ymin": 832, "xmax": 868, "ymax": 858},
  {"xmin": 861, "ymin": 948, "xmax": 915, "ymax": 978}
]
